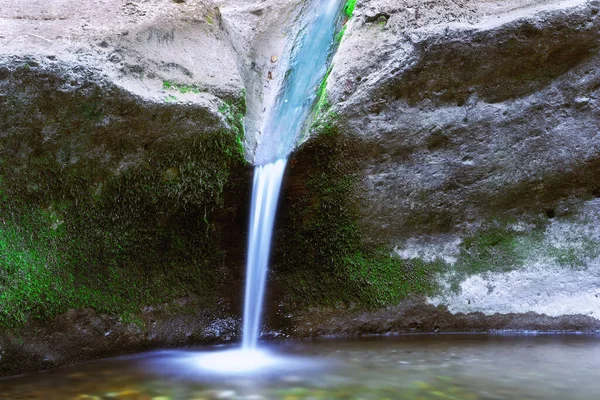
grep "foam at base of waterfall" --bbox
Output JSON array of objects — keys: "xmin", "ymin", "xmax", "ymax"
[
  {"xmin": 193, "ymin": 349, "xmax": 278, "ymax": 373},
  {"xmin": 158, "ymin": 348, "xmax": 321, "ymax": 376}
]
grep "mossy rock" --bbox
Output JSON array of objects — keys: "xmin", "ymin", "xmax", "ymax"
[{"xmin": 0, "ymin": 59, "xmax": 249, "ymax": 329}]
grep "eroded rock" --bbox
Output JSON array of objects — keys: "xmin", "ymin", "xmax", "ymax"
[{"xmin": 275, "ymin": 0, "xmax": 600, "ymax": 330}]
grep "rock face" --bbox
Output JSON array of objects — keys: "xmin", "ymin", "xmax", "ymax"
[
  {"xmin": 0, "ymin": 298, "xmax": 238, "ymax": 377},
  {"xmin": 275, "ymin": 0, "xmax": 600, "ymax": 333},
  {"xmin": 0, "ymin": 0, "xmax": 299, "ymax": 159},
  {"xmin": 0, "ymin": 0, "xmax": 243, "ymax": 103},
  {"xmin": 0, "ymin": 0, "xmax": 296, "ymax": 376}
]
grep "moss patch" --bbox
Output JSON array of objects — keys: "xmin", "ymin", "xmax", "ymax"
[
  {"xmin": 336, "ymin": 25, "xmax": 348, "ymax": 43},
  {"xmin": 0, "ymin": 62, "xmax": 248, "ymax": 329},
  {"xmin": 273, "ymin": 119, "xmax": 443, "ymax": 308},
  {"xmin": 344, "ymin": 0, "xmax": 357, "ymax": 18},
  {"xmin": 218, "ymin": 93, "xmax": 246, "ymax": 160},
  {"xmin": 447, "ymin": 217, "xmax": 599, "ymax": 291},
  {"xmin": 314, "ymin": 66, "xmax": 333, "ymax": 117},
  {"xmin": 455, "ymin": 223, "xmax": 528, "ymax": 278},
  {"xmin": 162, "ymin": 80, "xmax": 201, "ymax": 95}
]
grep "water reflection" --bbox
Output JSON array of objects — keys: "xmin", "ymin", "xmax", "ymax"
[{"xmin": 1, "ymin": 334, "xmax": 600, "ymax": 399}]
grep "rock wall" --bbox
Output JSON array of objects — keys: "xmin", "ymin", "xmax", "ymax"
[
  {"xmin": 0, "ymin": 0, "xmax": 254, "ymax": 376},
  {"xmin": 275, "ymin": 0, "xmax": 600, "ymax": 333}
]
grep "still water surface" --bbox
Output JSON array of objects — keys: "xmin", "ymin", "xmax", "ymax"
[{"xmin": 1, "ymin": 334, "xmax": 599, "ymax": 399}]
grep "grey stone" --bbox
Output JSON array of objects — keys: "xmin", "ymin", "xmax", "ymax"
[{"xmin": 314, "ymin": 0, "xmax": 600, "ymax": 320}]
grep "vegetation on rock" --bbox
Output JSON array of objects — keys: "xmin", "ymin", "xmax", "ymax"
[
  {"xmin": 344, "ymin": 0, "xmax": 357, "ymax": 18},
  {"xmin": 0, "ymin": 61, "xmax": 247, "ymax": 329},
  {"xmin": 274, "ymin": 113, "xmax": 599, "ymax": 309},
  {"xmin": 162, "ymin": 80, "xmax": 201, "ymax": 95},
  {"xmin": 273, "ymin": 118, "xmax": 443, "ymax": 308}
]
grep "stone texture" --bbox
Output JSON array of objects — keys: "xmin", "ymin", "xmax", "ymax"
[
  {"xmin": 290, "ymin": 299, "xmax": 600, "ymax": 338},
  {"xmin": 0, "ymin": 0, "xmax": 300, "ymax": 160},
  {"xmin": 0, "ymin": 297, "xmax": 238, "ymax": 377},
  {"xmin": 314, "ymin": 0, "xmax": 600, "ymax": 320},
  {"xmin": 328, "ymin": 0, "xmax": 599, "ymax": 241},
  {"xmin": 0, "ymin": 0, "xmax": 242, "ymax": 104}
]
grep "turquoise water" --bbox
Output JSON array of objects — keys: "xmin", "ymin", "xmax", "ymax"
[
  {"xmin": 2, "ymin": 335, "xmax": 600, "ymax": 399},
  {"xmin": 254, "ymin": 0, "xmax": 343, "ymax": 165}
]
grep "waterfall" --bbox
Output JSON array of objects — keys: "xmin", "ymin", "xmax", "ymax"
[
  {"xmin": 241, "ymin": 0, "xmax": 345, "ymax": 350},
  {"xmin": 242, "ymin": 159, "xmax": 287, "ymax": 349}
]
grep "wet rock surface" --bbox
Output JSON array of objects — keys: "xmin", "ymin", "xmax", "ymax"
[
  {"xmin": 0, "ymin": 298, "xmax": 239, "ymax": 377},
  {"xmin": 289, "ymin": 299, "xmax": 600, "ymax": 338}
]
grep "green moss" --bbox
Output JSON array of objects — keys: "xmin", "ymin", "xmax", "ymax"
[
  {"xmin": 315, "ymin": 66, "xmax": 332, "ymax": 113},
  {"xmin": 217, "ymin": 94, "xmax": 247, "ymax": 161},
  {"xmin": 335, "ymin": 25, "xmax": 347, "ymax": 43},
  {"xmin": 333, "ymin": 1, "xmax": 354, "ymax": 47},
  {"xmin": 308, "ymin": 66, "xmax": 334, "ymax": 140},
  {"xmin": 344, "ymin": 250, "xmax": 444, "ymax": 306},
  {"xmin": 79, "ymin": 101, "xmax": 103, "ymax": 122},
  {"xmin": 458, "ymin": 226, "xmax": 526, "ymax": 275},
  {"xmin": 344, "ymin": 0, "xmax": 357, "ymax": 18},
  {"xmin": 446, "ymin": 217, "xmax": 599, "ymax": 291},
  {"xmin": 0, "ymin": 65, "xmax": 247, "ymax": 329},
  {"xmin": 274, "ymin": 119, "xmax": 443, "ymax": 308},
  {"xmin": 0, "ymin": 130, "xmax": 241, "ymax": 328},
  {"xmin": 162, "ymin": 81, "xmax": 201, "ymax": 95}
]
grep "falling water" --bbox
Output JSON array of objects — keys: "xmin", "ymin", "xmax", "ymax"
[
  {"xmin": 242, "ymin": 0, "xmax": 345, "ymax": 350},
  {"xmin": 242, "ymin": 159, "xmax": 287, "ymax": 349}
]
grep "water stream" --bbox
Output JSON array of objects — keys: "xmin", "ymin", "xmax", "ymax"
[{"xmin": 242, "ymin": 0, "xmax": 345, "ymax": 351}]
